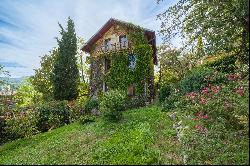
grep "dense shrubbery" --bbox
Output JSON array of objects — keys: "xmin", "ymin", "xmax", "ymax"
[
  {"xmin": 204, "ymin": 53, "xmax": 238, "ymax": 73},
  {"xmin": 172, "ymin": 76, "xmax": 249, "ymax": 164},
  {"xmin": 159, "ymin": 84, "xmax": 171, "ymax": 103},
  {"xmin": 100, "ymin": 90, "xmax": 126, "ymax": 122},
  {"xmin": 162, "ymin": 59, "xmax": 249, "ymax": 164},
  {"xmin": 124, "ymin": 95, "xmax": 147, "ymax": 110},
  {"xmin": 5, "ymin": 107, "xmax": 39, "ymax": 140},
  {"xmin": 36, "ymin": 101, "xmax": 70, "ymax": 132},
  {"xmin": 177, "ymin": 67, "xmax": 227, "ymax": 94},
  {"xmin": 0, "ymin": 100, "xmax": 80, "ymax": 144},
  {"xmin": 84, "ymin": 98, "xmax": 99, "ymax": 114}
]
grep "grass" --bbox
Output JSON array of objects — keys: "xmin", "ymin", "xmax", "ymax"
[{"xmin": 0, "ymin": 105, "xmax": 182, "ymax": 165}]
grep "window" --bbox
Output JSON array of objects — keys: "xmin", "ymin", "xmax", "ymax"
[
  {"xmin": 104, "ymin": 38, "xmax": 111, "ymax": 51},
  {"xmin": 119, "ymin": 35, "xmax": 128, "ymax": 48},
  {"xmin": 104, "ymin": 58, "xmax": 111, "ymax": 72},
  {"xmin": 103, "ymin": 82, "xmax": 108, "ymax": 92},
  {"xmin": 128, "ymin": 84, "xmax": 135, "ymax": 97},
  {"xmin": 128, "ymin": 54, "xmax": 136, "ymax": 70}
]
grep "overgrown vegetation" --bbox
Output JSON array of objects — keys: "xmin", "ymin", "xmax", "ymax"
[
  {"xmin": 0, "ymin": 106, "xmax": 182, "ymax": 165},
  {"xmin": 0, "ymin": 0, "xmax": 249, "ymax": 164}
]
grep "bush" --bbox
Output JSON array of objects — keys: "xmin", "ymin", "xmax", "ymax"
[
  {"xmin": 68, "ymin": 101, "xmax": 84, "ymax": 123},
  {"xmin": 100, "ymin": 90, "xmax": 126, "ymax": 122},
  {"xmin": 36, "ymin": 101, "xmax": 70, "ymax": 132},
  {"xmin": 84, "ymin": 98, "xmax": 99, "ymax": 114},
  {"xmin": 0, "ymin": 115, "xmax": 7, "ymax": 145},
  {"xmin": 170, "ymin": 74, "xmax": 249, "ymax": 164},
  {"xmin": 159, "ymin": 84, "xmax": 171, "ymax": 103},
  {"xmin": 204, "ymin": 53, "xmax": 237, "ymax": 73},
  {"xmin": 124, "ymin": 95, "xmax": 147, "ymax": 110},
  {"xmin": 178, "ymin": 67, "xmax": 226, "ymax": 94},
  {"xmin": 4, "ymin": 107, "xmax": 39, "ymax": 140}
]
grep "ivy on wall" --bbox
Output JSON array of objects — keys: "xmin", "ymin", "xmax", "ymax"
[{"xmin": 90, "ymin": 25, "xmax": 154, "ymax": 99}]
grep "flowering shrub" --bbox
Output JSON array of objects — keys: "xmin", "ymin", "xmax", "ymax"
[{"xmin": 167, "ymin": 68, "xmax": 249, "ymax": 164}]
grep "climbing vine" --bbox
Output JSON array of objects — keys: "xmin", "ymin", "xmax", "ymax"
[{"xmin": 90, "ymin": 24, "xmax": 154, "ymax": 99}]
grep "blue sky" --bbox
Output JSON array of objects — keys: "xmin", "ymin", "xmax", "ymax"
[{"xmin": 0, "ymin": 0, "xmax": 178, "ymax": 78}]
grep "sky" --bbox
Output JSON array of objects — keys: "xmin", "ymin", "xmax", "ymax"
[{"xmin": 0, "ymin": 0, "xmax": 178, "ymax": 78}]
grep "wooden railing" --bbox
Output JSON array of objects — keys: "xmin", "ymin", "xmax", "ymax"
[{"xmin": 94, "ymin": 41, "xmax": 132, "ymax": 54}]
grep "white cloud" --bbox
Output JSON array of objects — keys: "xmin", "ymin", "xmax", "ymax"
[{"xmin": 0, "ymin": 0, "xmax": 178, "ymax": 78}]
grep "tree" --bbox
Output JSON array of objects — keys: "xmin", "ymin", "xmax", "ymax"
[
  {"xmin": 158, "ymin": 45, "xmax": 190, "ymax": 81},
  {"xmin": 31, "ymin": 37, "xmax": 87, "ymax": 101},
  {"xmin": 157, "ymin": 0, "xmax": 249, "ymax": 63},
  {"xmin": 14, "ymin": 78, "xmax": 43, "ymax": 107},
  {"xmin": 52, "ymin": 17, "xmax": 80, "ymax": 100},
  {"xmin": 31, "ymin": 48, "xmax": 58, "ymax": 101}
]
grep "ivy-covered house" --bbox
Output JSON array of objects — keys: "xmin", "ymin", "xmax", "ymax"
[{"xmin": 81, "ymin": 18, "xmax": 157, "ymax": 101}]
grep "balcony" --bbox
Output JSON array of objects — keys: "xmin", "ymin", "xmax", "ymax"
[{"xmin": 94, "ymin": 41, "xmax": 131, "ymax": 55}]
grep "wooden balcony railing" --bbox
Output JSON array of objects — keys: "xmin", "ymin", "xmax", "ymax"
[{"xmin": 94, "ymin": 41, "xmax": 132, "ymax": 54}]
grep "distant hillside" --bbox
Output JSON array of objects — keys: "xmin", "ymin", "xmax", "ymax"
[{"xmin": 0, "ymin": 76, "xmax": 29, "ymax": 88}]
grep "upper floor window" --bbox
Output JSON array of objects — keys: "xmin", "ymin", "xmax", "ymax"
[
  {"xmin": 128, "ymin": 54, "xmax": 136, "ymax": 70},
  {"xmin": 104, "ymin": 58, "xmax": 111, "ymax": 72},
  {"xmin": 104, "ymin": 38, "xmax": 111, "ymax": 51},
  {"xmin": 119, "ymin": 35, "xmax": 128, "ymax": 48}
]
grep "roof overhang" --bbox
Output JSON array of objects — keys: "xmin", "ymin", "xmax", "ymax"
[{"xmin": 81, "ymin": 18, "xmax": 157, "ymax": 65}]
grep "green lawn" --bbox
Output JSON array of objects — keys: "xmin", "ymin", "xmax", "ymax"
[{"xmin": 0, "ymin": 105, "xmax": 182, "ymax": 165}]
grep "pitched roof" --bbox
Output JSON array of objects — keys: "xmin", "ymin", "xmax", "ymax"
[{"xmin": 81, "ymin": 18, "xmax": 157, "ymax": 64}]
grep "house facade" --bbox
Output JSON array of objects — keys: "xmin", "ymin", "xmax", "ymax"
[{"xmin": 82, "ymin": 18, "xmax": 157, "ymax": 101}]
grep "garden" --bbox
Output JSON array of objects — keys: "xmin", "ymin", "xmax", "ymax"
[{"xmin": 0, "ymin": 0, "xmax": 249, "ymax": 165}]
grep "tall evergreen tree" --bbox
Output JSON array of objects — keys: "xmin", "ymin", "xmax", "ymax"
[{"xmin": 52, "ymin": 17, "xmax": 80, "ymax": 100}]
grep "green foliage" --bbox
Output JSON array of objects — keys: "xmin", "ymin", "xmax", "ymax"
[
  {"xmin": 14, "ymin": 78, "xmax": 43, "ymax": 107},
  {"xmin": 100, "ymin": 90, "xmax": 126, "ymax": 122},
  {"xmin": 157, "ymin": 46, "xmax": 190, "ymax": 80},
  {"xmin": 124, "ymin": 96, "xmax": 147, "ymax": 110},
  {"xmin": 0, "ymin": 106, "xmax": 180, "ymax": 165},
  {"xmin": 52, "ymin": 17, "xmax": 80, "ymax": 100},
  {"xmin": 31, "ymin": 48, "xmax": 58, "ymax": 101},
  {"xmin": 159, "ymin": 84, "xmax": 171, "ymax": 103},
  {"xmin": 104, "ymin": 44, "xmax": 153, "ymax": 97},
  {"xmin": 84, "ymin": 98, "xmax": 99, "ymax": 114},
  {"xmin": 204, "ymin": 53, "xmax": 238, "ymax": 73},
  {"xmin": 77, "ymin": 81, "xmax": 89, "ymax": 106},
  {"xmin": 36, "ymin": 101, "xmax": 70, "ymax": 132},
  {"xmin": 31, "ymin": 37, "xmax": 87, "ymax": 102},
  {"xmin": 93, "ymin": 123, "xmax": 158, "ymax": 165},
  {"xmin": 5, "ymin": 108, "xmax": 39, "ymax": 140},
  {"xmin": 158, "ymin": 0, "xmax": 249, "ymax": 63},
  {"xmin": 178, "ymin": 67, "xmax": 226, "ymax": 94},
  {"xmin": 170, "ymin": 76, "xmax": 249, "ymax": 164}
]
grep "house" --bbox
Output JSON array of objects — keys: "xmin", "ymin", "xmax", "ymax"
[{"xmin": 81, "ymin": 18, "xmax": 157, "ymax": 101}]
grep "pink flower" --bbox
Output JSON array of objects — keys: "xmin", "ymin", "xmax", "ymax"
[
  {"xmin": 199, "ymin": 97, "xmax": 207, "ymax": 104},
  {"xmin": 235, "ymin": 86, "xmax": 244, "ymax": 96},
  {"xmin": 201, "ymin": 115, "xmax": 209, "ymax": 119},
  {"xmin": 194, "ymin": 124, "xmax": 208, "ymax": 134},
  {"xmin": 186, "ymin": 92, "xmax": 198, "ymax": 102},
  {"xmin": 201, "ymin": 87, "xmax": 210, "ymax": 95},
  {"xmin": 211, "ymin": 85, "xmax": 220, "ymax": 93},
  {"xmin": 195, "ymin": 112, "xmax": 209, "ymax": 119},
  {"xmin": 227, "ymin": 74, "xmax": 240, "ymax": 81}
]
